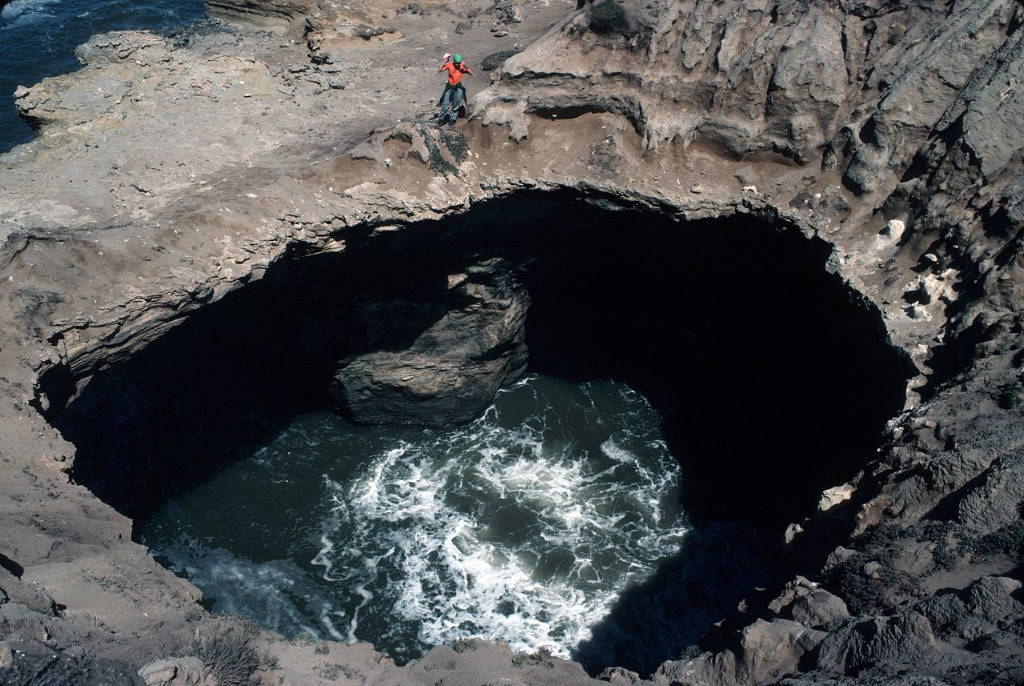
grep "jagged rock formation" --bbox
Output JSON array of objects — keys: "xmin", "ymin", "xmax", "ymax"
[
  {"xmin": 0, "ymin": 0, "xmax": 1022, "ymax": 684},
  {"xmin": 331, "ymin": 259, "xmax": 530, "ymax": 426}
]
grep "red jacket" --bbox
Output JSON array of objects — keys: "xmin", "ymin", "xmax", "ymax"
[{"xmin": 440, "ymin": 61, "xmax": 473, "ymax": 86}]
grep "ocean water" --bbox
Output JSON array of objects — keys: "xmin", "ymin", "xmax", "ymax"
[
  {"xmin": 0, "ymin": 0, "xmax": 205, "ymax": 152},
  {"xmin": 137, "ymin": 375, "xmax": 689, "ymax": 664}
]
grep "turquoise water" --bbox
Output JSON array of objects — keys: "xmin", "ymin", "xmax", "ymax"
[
  {"xmin": 0, "ymin": 0, "xmax": 206, "ymax": 152},
  {"xmin": 137, "ymin": 375, "xmax": 688, "ymax": 664}
]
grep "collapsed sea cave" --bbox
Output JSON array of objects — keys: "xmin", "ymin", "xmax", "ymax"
[{"xmin": 38, "ymin": 190, "xmax": 915, "ymax": 676}]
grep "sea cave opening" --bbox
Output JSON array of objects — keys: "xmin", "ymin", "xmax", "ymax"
[{"xmin": 38, "ymin": 190, "xmax": 914, "ymax": 676}]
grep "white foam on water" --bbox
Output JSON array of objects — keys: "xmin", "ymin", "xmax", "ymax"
[
  {"xmin": 312, "ymin": 532, "xmax": 338, "ymax": 581},
  {"xmin": 141, "ymin": 376, "xmax": 689, "ymax": 664},
  {"xmin": 312, "ymin": 376, "xmax": 689, "ymax": 659},
  {"xmin": 320, "ymin": 609, "xmax": 347, "ymax": 642},
  {"xmin": 1, "ymin": 0, "xmax": 60, "ymax": 25},
  {"xmin": 600, "ymin": 437, "xmax": 636, "ymax": 463},
  {"xmin": 347, "ymin": 582, "xmax": 373, "ymax": 644},
  {"xmin": 151, "ymin": 533, "xmax": 326, "ymax": 640}
]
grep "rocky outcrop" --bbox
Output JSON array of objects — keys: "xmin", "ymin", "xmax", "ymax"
[
  {"xmin": 0, "ymin": 568, "xmax": 59, "ymax": 617},
  {"xmin": 205, "ymin": 0, "xmax": 316, "ymax": 30},
  {"xmin": 472, "ymin": 0, "xmax": 1024, "ymax": 395},
  {"xmin": 656, "ymin": 620, "xmax": 827, "ymax": 686},
  {"xmin": 0, "ymin": 0, "xmax": 1022, "ymax": 684},
  {"xmin": 13, "ymin": 31, "xmax": 277, "ymax": 136},
  {"xmin": 303, "ymin": 3, "xmax": 404, "ymax": 63},
  {"xmin": 421, "ymin": 0, "xmax": 1024, "ymax": 682},
  {"xmin": 768, "ymin": 576, "xmax": 851, "ymax": 629},
  {"xmin": 330, "ymin": 259, "xmax": 530, "ymax": 426}
]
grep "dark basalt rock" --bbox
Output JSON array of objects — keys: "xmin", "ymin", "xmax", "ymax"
[{"xmin": 481, "ymin": 49, "xmax": 521, "ymax": 71}]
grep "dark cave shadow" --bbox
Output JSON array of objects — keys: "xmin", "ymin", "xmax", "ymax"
[
  {"xmin": 515, "ymin": 202, "xmax": 915, "ymax": 528},
  {"xmin": 572, "ymin": 521, "xmax": 780, "ymax": 676},
  {"xmin": 42, "ymin": 238, "xmax": 461, "ymax": 522}
]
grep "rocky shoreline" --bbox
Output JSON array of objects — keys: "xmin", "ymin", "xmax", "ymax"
[{"xmin": 1, "ymin": 1, "xmax": 1022, "ymax": 684}]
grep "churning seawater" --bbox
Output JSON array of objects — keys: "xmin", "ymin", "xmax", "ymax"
[
  {"xmin": 0, "ymin": 0, "xmax": 206, "ymax": 152},
  {"xmin": 137, "ymin": 376, "xmax": 689, "ymax": 663}
]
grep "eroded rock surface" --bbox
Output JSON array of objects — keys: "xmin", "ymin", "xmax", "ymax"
[
  {"xmin": 206, "ymin": 0, "xmax": 316, "ymax": 31},
  {"xmin": 0, "ymin": 0, "xmax": 1022, "ymax": 684}
]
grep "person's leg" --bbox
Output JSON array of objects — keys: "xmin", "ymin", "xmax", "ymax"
[
  {"xmin": 439, "ymin": 86, "xmax": 453, "ymax": 125},
  {"xmin": 449, "ymin": 87, "xmax": 464, "ymax": 126}
]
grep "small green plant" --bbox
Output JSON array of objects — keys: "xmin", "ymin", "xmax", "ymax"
[
  {"xmin": 588, "ymin": 0, "xmax": 629, "ymax": 35},
  {"xmin": 442, "ymin": 130, "xmax": 469, "ymax": 164},
  {"xmin": 931, "ymin": 540, "xmax": 961, "ymax": 571},
  {"xmin": 970, "ymin": 510, "xmax": 1024, "ymax": 558},
  {"xmin": 511, "ymin": 646, "xmax": 553, "ymax": 669},
  {"xmin": 451, "ymin": 638, "xmax": 478, "ymax": 653},
  {"xmin": 188, "ymin": 620, "xmax": 264, "ymax": 686},
  {"xmin": 425, "ymin": 135, "xmax": 459, "ymax": 176},
  {"xmin": 993, "ymin": 379, "xmax": 1022, "ymax": 409},
  {"xmin": 315, "ymin": 662, "xmax": 363, "ymax": 680}
]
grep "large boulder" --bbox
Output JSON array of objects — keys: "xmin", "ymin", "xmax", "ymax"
[
  {"xmin": 769, "ymin": 576, "xmax": 851, "ymax": 629},
  {"xmin": 330, "ymin": 260, "xmax": 530, "ymax": 427}
]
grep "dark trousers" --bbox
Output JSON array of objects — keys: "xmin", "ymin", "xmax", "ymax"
[{"xmin": 439, "ymin": 84, "xmax": 465, "ymax": 125}]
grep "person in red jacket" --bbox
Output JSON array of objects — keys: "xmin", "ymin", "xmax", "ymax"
[{"xmin": 438, "ymin": 53, "xmax": 473, "ymax": 128}]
